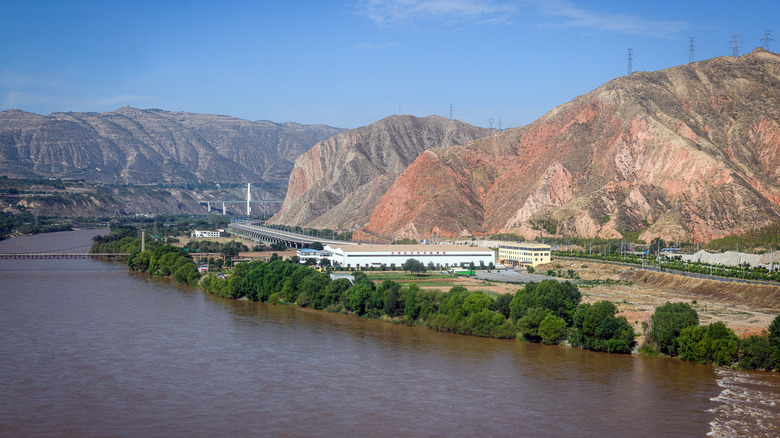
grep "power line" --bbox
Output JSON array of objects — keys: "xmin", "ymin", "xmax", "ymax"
[
  {"xmin": 761, "ymin": 30, "xmax": 774, "ymax": 50},
  {"xmin": 627, "ymin": 48, "xmax": 633, "ymax": 75},
  {"xmin": 689, "ymin": 37, "xmax": 695, "ymax": 63},
  {"xmin": 730, "ymin": 33, "xmax": 741, "ymax": 57}
]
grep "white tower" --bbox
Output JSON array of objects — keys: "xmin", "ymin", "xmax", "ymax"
[{"xmin": 247, "ymin": 183, "xmax": 252, "ymax": 216}]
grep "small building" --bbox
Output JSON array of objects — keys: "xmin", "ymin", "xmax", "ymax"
[
  {"xmin": 197, "ymin": 265, "xmax": 209, "ymax": 272},
  {"xmin": 325, "ymin": 244, "xmax": 495, "ymax": 270},
  {"xmin": 296, "ymin": 248, "xmax": 333, "ymax": 265},
  {"xmin": 497, "ymin": 243, "xmax": 551, "ymax": 268},
  {"xmin": 329, "ymin": 273, "xmax": 355, "ymax": 284},
  {"xmin": 191, "ymin": 229, "xmax": 226, "ymax": 238}
]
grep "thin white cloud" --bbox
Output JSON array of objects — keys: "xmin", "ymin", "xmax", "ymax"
[
  {"xmin": 535, "ymin": 1, "xmax": 688, "ymax": 37},
  {"xmin": 356, "ymin": 0, "xmax": 689, "ymax": 37},
  {"xmin": 356, "ymin": 42, "xmax": 399, "ymax": 49},
  {"xmin": 356, "ymin": 0, "xmax": 514, "ymax": 26}
]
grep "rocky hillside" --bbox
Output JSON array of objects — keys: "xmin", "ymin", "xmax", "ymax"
[
  {"xmin": 268, "ymin": 115, "xmax": 493, "ymax": 229},
  {"xmin": 0, "ymin": 107, "xmax": 343, "ymax": 197},
  {"xmin": 364, "ymin": 48, "xmax": 780, "ymax": 243},
  {"xmin": 0, "ymin": 177, "xmax": 278, "ymax": 218}
]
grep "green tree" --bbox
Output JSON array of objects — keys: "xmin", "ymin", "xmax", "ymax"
[
  {"xmin": 309, "ymin": 241, "xmax": 324, "ymax": 250},
  {"xmin": 678, "ymin": 321, "xmax": 739, "ymax": 366},
  {"xmin": 650, "ymin": 302, "xmax": 699, "ymax": 356},
  {"xmin": 382, "ymin": 281, "xmax": 403, "ymax": 317},
  {"xmin": 738, "ymin": 334, "xmax": 774, "ymax": 371},
  {"xmin": 769, "ymin": 314, "xmax": 780, "ymax": 348},
  {"xmin": 346, "ymin": 284, "xmax": 373, "ymax": 315},
  {"xmin": 571, "ymin": 301, "xmax": 635, "ymax": 353},
  {"xmin": 494, "ymin": 293, "xmax": 513, "ymax": 318},
  {"xmin": 271, "ymin": 242, "xmax": 287, "ymax": 251},
  {"xmin": 538, "ymin": 314, "xmax": 567, "ymax": 345},
  {"xmin": 517, "ymin": 307, "xmax": 552, "ymax": 342},
  {"xmin": 462, "ymin": 292, "xmax": 494, "ymax": 314},
  {"xmin": 402, "ymin": 258, "xmax": 426, "ymax": 275},
  {"xmin": 509, "ymin": 280, "xmax": 581, "ymax": 324}
]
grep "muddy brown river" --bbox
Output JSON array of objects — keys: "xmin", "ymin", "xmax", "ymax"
[{"xmin": 1, "ymin": 230, "xmax": 778, "ymax": 437}]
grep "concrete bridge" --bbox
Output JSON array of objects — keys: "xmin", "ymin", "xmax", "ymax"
[
  {"xmin": 227, "ymin": 221, "xmax": 354, "ymax": 249},
  {"xmin": 0, "ymin": 253, "xmax": 129, "ymax": 260}
]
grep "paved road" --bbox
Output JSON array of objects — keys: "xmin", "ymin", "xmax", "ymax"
[{"xmin": 475, "ymin": 270, "xmax": 564, "ymax": 283}]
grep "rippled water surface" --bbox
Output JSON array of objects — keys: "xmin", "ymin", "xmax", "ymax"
[{"xmin": 1, "ymin": 230, "xmax": 778, "ymax": 436}]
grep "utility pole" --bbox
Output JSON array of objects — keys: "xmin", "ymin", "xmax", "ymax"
[
  {"xmin": 689, "ymin": 37, "xmax": 695, "ymax": 63},
  {"xmin": 761, "ymin": 30, "xmax": 773, "ymax": 50},
  {"xmin": 730, "ymin": 33, "xmax": 741, "ymax": 57},
  {"xmin": 627, "ymin": 48, "xmax": 633, "ymax": 74}
]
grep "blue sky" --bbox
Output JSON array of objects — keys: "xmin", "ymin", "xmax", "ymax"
[{"xmin": 1, "ymin": 1, "xmax": 776, "ymax": 129}]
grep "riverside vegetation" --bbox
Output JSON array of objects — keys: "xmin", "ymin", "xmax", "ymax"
[{"xmin": 92, "ymin": 227, "xmax": 780, "ymax": 371}]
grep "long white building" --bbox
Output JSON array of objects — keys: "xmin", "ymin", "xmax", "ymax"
[{"xmin": 325, "ymin": 244, "xmax": 495, "ymax": 269}]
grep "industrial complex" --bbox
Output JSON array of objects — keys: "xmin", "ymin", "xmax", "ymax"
[{"xmin": 297, "ymin": 244, "xmax": 497, "ymax": 269}]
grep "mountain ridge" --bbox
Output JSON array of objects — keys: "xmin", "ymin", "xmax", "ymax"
[
  {"xmin": 0, "ymin": 107, "xmax": 345, "ymax": 199},
  {"xmin": 268, "ymin": 114, "xmax": 494, "ymax": 229},
  {"xmin": 362, "ymin": 49, "xmax": 780, "ymax": 243}
]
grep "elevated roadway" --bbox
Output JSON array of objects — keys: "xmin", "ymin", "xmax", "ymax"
[{"xmin": 227, "ymin": 221, "xmax": 354, "ymax": 248}]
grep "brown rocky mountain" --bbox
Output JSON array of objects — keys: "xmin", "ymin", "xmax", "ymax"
[
  {"xmin": 0, "ymin": 107, "xmax": 344, "ymax": 198},
  {"xmin": 363, "ymin": 48, "xmax": 780, "ymax": 243},
  {"xmin": 268, "ymin": 115, "xmax": 493, "ymax": 229}
]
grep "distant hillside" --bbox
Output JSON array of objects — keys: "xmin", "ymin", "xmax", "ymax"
[
  {"xmin": 0, "ymin": 107, "xmax": 344, "ymax": 199},
  {"xmin": 267, "ymin": 115, "xmax": 493, "ymax": 230},
  {"xmin": 363, "ymin": 48, "xmax": 780, "ymax": 243}
]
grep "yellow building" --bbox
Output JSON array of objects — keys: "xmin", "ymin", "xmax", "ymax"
[{"xmin": 497, "ymin": 243, "xmax": 551, "ymax": 267}]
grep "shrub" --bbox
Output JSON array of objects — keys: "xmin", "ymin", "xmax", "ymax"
[
  {"xmin": 650, "ymin": 302, "xmax": 699, "ymax": 356},
  {"xmin": 738, "ymin": 334, "xmax": 774, "ymax": 371},
  {"xmin": 538, "ymin": 314, "xmax": 567, "ymax": 345},
  {"xmin": 678, "ymin": 321, "xmax": 739, "ymax": 366}
]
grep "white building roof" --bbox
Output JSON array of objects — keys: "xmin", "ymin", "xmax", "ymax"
[{"xmin": 326, "ymin": 244, "xmax": 494, "ymax": 254}]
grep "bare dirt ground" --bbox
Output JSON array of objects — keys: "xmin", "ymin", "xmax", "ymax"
[{"xmin": 542, "ymin": 260, "xmax": 780, "ymax": 338}]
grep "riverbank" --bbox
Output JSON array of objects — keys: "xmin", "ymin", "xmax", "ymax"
[{"xmin": 533, "ymin": 260, "xmax": 780, "ymax": 338}]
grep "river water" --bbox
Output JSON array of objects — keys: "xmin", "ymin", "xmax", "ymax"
[{"xmin": 1, "ymin": 230, "xmax": 779, "ymax": 437}]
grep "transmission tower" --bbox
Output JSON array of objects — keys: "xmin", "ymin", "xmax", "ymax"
[
  {"xmin": 730, "ymin": 33, "xmax": 741, "ymax": 57},
  {"xmin": 689, "ymin": 37, "xmax": 695, "ymax": 63},
  {"xmin": 449, "ymin": 104, "xmax": 453, "ymax": 120},
  {"xmin": 627, "ymin": 48, "xmax": 633, "ymax": 74},
  {"xmin": 488, "ymin": 118, "xmax": 494, "ymax": 129},
  {"xmin": 498, "ymin": 118, "xmax": 502, "ymax": 131},
  {"xmin": 761, "ymin": 30, "xmax": 774, "ymax": 50}
]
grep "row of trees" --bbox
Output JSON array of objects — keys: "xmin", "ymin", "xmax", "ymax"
[
  {"xmin": 92, "ymin": 228, "xmax": 201, "ymax": 287},
  {"xmin": 555, "ymin": 248, "xmax": 780, "ymax": 283},
  {"xmin": 0, "ymin": 211, "xmax": 72, "ymax": 239},
  {"xmin": 202, "ymin": 258, "xmax": 780, "ymax": 370},
  {"xmin": 200, "ymin": 258, "xmax": 516, "ymax": 338},
  {"xmin": 91, "ymin": 226, "xmax": 780, "ymax": 371},
  {"xmin": 646, "ymin": 301, "xmax": 780, "ymax": 371},
  {"xmin": 509, "ymin": 280, "xmax": 636, "ymax": 353}
]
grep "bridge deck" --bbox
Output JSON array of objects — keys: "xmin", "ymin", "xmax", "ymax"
[
  {"xmin": 0, "ymin": 253, "xmax": 129, "ymax": 260},
  {"xmin": 228, "ymin": 221, "xmax": 354, "ymax": 248}
]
